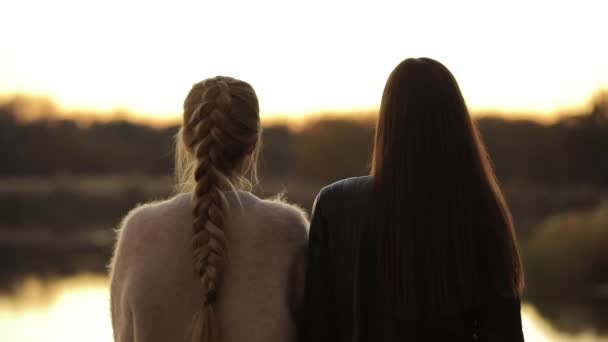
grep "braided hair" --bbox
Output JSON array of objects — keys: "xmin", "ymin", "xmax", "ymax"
[{"xmin": 179, "ymin": 76, "xmax": 260, "ymax": 341}]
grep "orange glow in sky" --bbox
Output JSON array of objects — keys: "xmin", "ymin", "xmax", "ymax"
[{"xmin": 1, "ymin": 0, "xmax": 606, "ymax": 120}]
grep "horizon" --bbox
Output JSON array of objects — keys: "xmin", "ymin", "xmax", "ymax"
[
  {"xmin": 2, "ymin": 2, "xmax": 608, "ymax": 341},
  {"xmin": 1, "ymin": 92, "xmax": 603, "ymax": 128},
  {"xmin": 1, "ymin": 0, "xmax": 607, "ymax": 121}
]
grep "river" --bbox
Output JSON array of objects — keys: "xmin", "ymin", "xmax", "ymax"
[{"xmin": 0, "ymin": 274, "xmax": 606, "ymax": 342}]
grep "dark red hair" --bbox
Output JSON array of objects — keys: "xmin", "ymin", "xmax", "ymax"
[{"xmin": 371, "ymin": 58, "xmax": 524, "ymax": 319}]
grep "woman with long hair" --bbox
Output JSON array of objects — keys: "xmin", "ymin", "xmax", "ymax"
[
  {"xmin": 110, "ymin": 76, "xmax": 309, "ymax": 342},
  {"xmin": 299, "ymin": 58, "xmax": 525, "ymax": 341}
]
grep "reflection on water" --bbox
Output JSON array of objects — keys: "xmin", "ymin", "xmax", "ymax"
[
  {"xmin": 0, "ymin": 275, "xmax": 606, "ymax": 342},
  {"xmin": 0, "ymin": 275, "xmax": 112, "ymax": 342},
  {"xmin": 522, "ymin": 305, "xmax": 608, "ymax": 342}
]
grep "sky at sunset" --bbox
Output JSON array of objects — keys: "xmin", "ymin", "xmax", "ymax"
[{"xmin": 1, "ymin": 0, "xmax": 607, "ymax": 121}]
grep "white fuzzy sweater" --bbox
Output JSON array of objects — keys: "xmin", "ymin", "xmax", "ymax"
[{"xmin": 109, "ymin": 192, "xmax": 309, "ymax": 342}]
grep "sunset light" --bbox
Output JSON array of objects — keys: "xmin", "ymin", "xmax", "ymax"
[
  {"xmin": 2, "ymin": 2, "xmax": 608, "ymax": 341},
  {"xmin": 1, "ymin": 0, "xmax": 606, "ymax": 121}
]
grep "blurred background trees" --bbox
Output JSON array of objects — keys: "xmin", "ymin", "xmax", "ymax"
[
  {"xmin": 1, "ymin": 94, "xmax": 607, "ymax": 184},
  {"xmin": 0, "ymin": 94, "xmax": 607, "ymax": 334}
]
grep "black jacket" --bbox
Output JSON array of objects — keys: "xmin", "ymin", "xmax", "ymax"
[{"xmin": 299, "ymin": 176, "xmax": 524, "ymax": 342}]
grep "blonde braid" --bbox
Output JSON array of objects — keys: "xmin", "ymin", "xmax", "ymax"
[
  {"xmin": 187, "ymin": 79, "xmax": 233, "ymax": 342},
  {"xmin": 178, "ymin": 76, "xmax": 260, "ymax": 342}
]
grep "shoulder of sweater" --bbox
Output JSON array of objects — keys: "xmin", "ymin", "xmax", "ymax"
[
  {"xmin": 111, "ymin": 193, "xmax": 191, "ymax": 260},
  {"xmin": 113, "ymin": 191, "xmax": 310, "ymax": 253},
  {"xmin": 257, "ymin": 194, "xmax": 309, "ymax": 224},
  {"xmin": 244, "ymin": 193, "xmax": 310, "ymax": 244},
  {"xmin": 116, "ymin": 192, "xmax": 191, "ymax": 234}
]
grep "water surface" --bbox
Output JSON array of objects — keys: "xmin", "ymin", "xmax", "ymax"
[{"xmin": 0, "ymin": 275, "xmax": 606, "ymax": 342}]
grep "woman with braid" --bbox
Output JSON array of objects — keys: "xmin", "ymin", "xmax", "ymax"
[{"xmin": 110, "ymin": 76, "xmax": 309, "ymax": 342}]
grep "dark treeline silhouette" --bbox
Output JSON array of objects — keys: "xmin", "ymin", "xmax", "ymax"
[
  {"xmin": 1, "ymin": 95, "xmax": 608, "ymax": 186},
  {"xmin": 1, "ymin": 95, "xmax": 607, "ymax": 240}
]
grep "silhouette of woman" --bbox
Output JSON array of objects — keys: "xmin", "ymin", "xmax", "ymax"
[
  {"xmin": 300, "ymin": 58, "xmax": 525, "ymax": 341},
  {"xmin": 110, "ymin": 77, "xmax": 309, "ymax": 342}
]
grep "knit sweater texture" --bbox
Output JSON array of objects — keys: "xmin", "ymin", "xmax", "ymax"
[{"xmin": 109, "ymin": 191, "xmax": 309, "ymax": 342}]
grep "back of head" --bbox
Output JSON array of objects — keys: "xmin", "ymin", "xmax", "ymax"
[
  {"xmin": 371, "ymin": 58, "xmax": 524, "ymax": 319},
  {"xmin": 176, "ymin": 76, "xmax": 261, "ymax": 341}
]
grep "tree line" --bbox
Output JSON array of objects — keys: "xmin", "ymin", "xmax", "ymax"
[{"xmin": 1, "ymin": 95, "xmax": 607, "ymax": 186}]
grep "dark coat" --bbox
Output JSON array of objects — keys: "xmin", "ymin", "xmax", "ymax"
[{"xmin": 299, "ymin": 176, "xmax": 524, "ymax": 342}]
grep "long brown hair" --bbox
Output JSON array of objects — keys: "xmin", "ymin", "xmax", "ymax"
[
  {"xmin": 178, "ymin": 76, "xmax": 261, "ymax": 341},
  {"xmin": 371, "ymin": 58, "xmax": 524, "ymax": 319}
]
